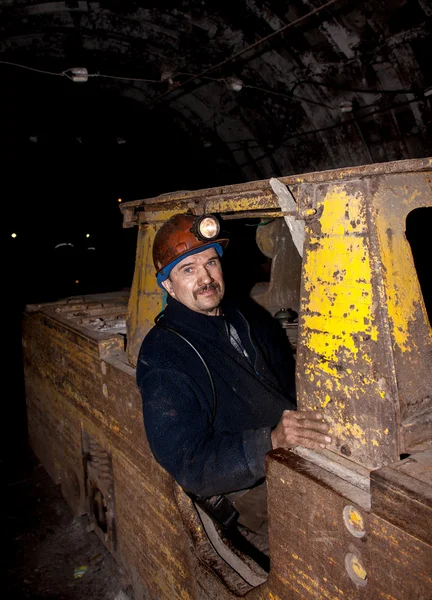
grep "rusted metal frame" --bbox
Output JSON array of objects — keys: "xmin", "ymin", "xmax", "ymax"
[
  {"xmin": 293, "ymin": 447, "xmax": 371, "ymax": 494},
  {"xmin": 26, "ymin": 316, "xmax": 148, "ymax": 471},
  {"xmin": 220, "ymin": 210, "xmax": 295, "ymax": 220},
  {"xmin": 123, "ymin": 158, "xmax": 432, "ymax": 229},
  {"xmin": 372, "ymin": 172, "xmax": 432, "ymax": 452},
  {"xmin": 370, "ymin": 449, "xmax": 432, "ymax": 547},
  {"xmin": 36, "ymin": 308, "xmax": 126, "ymax": 347},
  {"xmin": 266, "ymin": 449, "xmax": 432, "ymax": 599},
  {"xmin": 364, "ymin": 175, "xmax": 403, "ymax": 455},
  {"xmin": 61, "ymin": 306, "xmax": 127, "ymax": 319},
  {"xmin": 53, "ymin": 303, "xmax": 127, "ymax": 315},
  {"xmin": 36, "ymin": 312, "xmax": 102, "ymax": 353},
  {"xmin": 120, "ymin": 157, "xmax": 432, "ymax": 213},
  {"xmin": 138, "ymin": 190, "xmax": 282, "ymax": 221},
  {"xmin": 296, "ymin": 177, "xmax": 402, "ymax": 468},
  {"xmin": 136, "ymin": 191, "xmax": 302, "ymax": 228}
]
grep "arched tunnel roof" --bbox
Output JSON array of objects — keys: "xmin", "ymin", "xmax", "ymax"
[{"xmin": 2, "ymin": 0, "xmax": 432, "ymax": 194}]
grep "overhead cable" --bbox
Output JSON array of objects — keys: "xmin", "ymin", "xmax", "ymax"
[{"xmin": 151, "ymin": 0, "xmax": 343, "ymax": 104}]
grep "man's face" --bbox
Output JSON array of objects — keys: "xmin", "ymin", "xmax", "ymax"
[{"xmin": 161, "ymin": 247, "xmax": 225, "ymax": 316}]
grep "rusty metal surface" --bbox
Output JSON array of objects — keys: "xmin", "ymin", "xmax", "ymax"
[
  {"xmin": 266, "ymin": 449, "xmax": 432, "ymax": 600},
  {"xmin": 296, "ymin": 170, "xmax": 432, "ymax": 467},
  {"xmin": 296, "ymin": 178, "xmax": 402, "ymax": 469},
  {"xmin": 26, "ymin": 292, "xmax": 129, "ymax": 337},
  {"xmin": 372, "ymin": 174, "xmax": 432, "ymax": 453},
  {"xmin": 371, "ymin": 449, "xmax": 432, "ymax": 547},
  {"xmin": 119, "ymin": 157, "xmax": 432, "ymax": 217}
]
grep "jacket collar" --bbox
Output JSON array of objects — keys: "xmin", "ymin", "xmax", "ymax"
[{"xmin": 161, "ymin": 295, "xmax": 241, "ymax": 339}]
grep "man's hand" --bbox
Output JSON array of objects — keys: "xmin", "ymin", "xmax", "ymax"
[{"xmin": 271, "ymin": 410, "xmax": 331, "ymax": 451}]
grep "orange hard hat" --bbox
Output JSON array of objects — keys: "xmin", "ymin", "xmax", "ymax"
[{"xmin": 153, "ymin": 214, "xmax": 228, "ymax": 284}]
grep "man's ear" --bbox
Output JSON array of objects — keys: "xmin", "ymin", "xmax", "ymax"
[{"xmin": 161, "ymin": 278, "xmax": 176, "ymax": 298}]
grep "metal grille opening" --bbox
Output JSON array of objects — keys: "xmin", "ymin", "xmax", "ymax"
[{"xmin": 82, "ymin": 431, "xmax": 116, "ymax": 552}]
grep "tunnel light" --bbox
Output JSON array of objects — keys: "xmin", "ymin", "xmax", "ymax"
[
  {"xmin": 55, "ymin": 242, "xmax": 74, "ymax": 249},
  {"xmin": 340, "ymin": 101, "xmax": 353, "ymax": 113},
  {"xmin": 86, "ymin": 233, "xmax": 90, "ymax": 238},
  {"xmin": 161, "ymin": 70, "xmax": 174, "ymax": 85},
  {"xmin": 11, "ymin": 233, "xmax": 17, "ymax": 238},
  {"xmin": 75, "ymin": 280, "xmax": 79, "ymax": 284},
  {"xmin": 118, "ymin": 198, "xmax": 122, "ymax": 203},
  {"xmin": 71, "ymin": 67, "xmax": 88, "ymax": 83},
  {"xmin": 29, "ymin": 135, "xmax": 38, "ymax": 143},
  {"xmin": 227, "ymin": 77, "xmax": 243, "ymax": 92}
]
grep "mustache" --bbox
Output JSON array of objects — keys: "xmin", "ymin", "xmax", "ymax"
[{"xmin": 193, "ymin": 282, "xmax": 220, "ymax": 298}]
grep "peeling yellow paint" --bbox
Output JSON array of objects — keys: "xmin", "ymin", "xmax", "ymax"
[
  {"xmin": 267, "ymin": 593, "xmax": 282, "ymax": 600},
  {"xmin": 351, "ymin": 556, "xmax": 367, "ymax": 580},
  {"xmin": 347, "ymin": 506, "xmax": 364, "ymax": 530},
  {"xmin": 280, "ymin": 566, "xmax": 344, "ymax": 600},
  {"xmin": 302, "ymin": 188, "xmax": 378, "ymax": 378},
  {"xmin": 376, "ymin": 190, "xmax": 430, "ymax": 352},
  {"xmin": 322, "ymin": 394, "xmax": 331, "ymax": 408},
  {"xmin": 331, "ymin": 421, "xmax": 367, "ymax": 444}
]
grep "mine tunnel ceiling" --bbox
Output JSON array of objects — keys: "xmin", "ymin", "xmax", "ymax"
[{"xmin": 2, "ymin": 0, "xmax": 432, "ymax": 195}]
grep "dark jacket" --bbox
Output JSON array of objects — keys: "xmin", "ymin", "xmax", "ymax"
[{"xmin": 136, "ymin": 296, "xmax": 296, "ymax": 497}]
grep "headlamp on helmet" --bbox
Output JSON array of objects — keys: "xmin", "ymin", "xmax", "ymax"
[
  {"xmin": 190, "ymin": 214, "xmax": 220, "ymax": 242},
  {"xmin": 153, "ymin": 213, "xmax": 229, "ymax": 286}
]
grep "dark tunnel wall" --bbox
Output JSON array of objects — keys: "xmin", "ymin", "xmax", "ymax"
[{"xmin": 2, "ymin": 0, "xmax": 432, "ymax": 303}]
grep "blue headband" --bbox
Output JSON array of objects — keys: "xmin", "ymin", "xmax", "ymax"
[{"xmin": 156, "ymin": 242, "xmax": 224, "ymax": 287}]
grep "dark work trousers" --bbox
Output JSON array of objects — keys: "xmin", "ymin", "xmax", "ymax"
[{"xmin": 226, "ymin": 481, "xmax": 269, "ymax": 556}]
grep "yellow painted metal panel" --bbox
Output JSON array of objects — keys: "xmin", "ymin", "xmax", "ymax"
[{"xmin": 297, "ymin": 181, "xmax": 399, "ymax": 467}]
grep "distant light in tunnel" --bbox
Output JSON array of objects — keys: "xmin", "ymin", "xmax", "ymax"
[
  {"xmin": 29, "ymin": 135, "xmax": 38, "ymax": 143},
  {"xmin": 116, "ymin": 137, "xmax": 126, "ymax": 145},
  {"xmin": 11, "ymin": 232, "xmax": 17, "ymax": 238},
  {"xmin": 340, "ymin": 101, "xmax": 353, "ymax": 113},
  {"xmin": 86, "ymin": 233, "xmax": 90, "ymax": 238},
  {"xmin": 227, "ymin": 77, "xmax": 243, "ymax": 92},
  {"xmin": 118, "ymin": 198, "xmax": 122, "ymax": 203},
  {"xmin": 75, "ymin": 280, "xmax": 79, "ymax": 284},
  {"xmin": 161, "ymin": 70, "xmax": 174, "ymax": 85},
  {"xmin": 55, "ymin": 242, "xmax": 74, "ymax": 249},
  {"xmin": 70, "ymin": 67, "xmax": 88, "ymax": 83}
]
